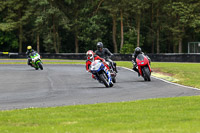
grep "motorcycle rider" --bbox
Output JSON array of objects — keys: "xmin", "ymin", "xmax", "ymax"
[
  {"xmin": 132, "ymin": 47, "xmax": 151, "ymax": 76},
  {"xmin": 26, "ymin": 46, "xmax": 36, "ymax": 66},
  {"xmin": 86, "ymin": 50, "xmax": 110, "ymax": 80},
  {"xmin": 95, "ymin": 42, "xmax": 118, "ymax": 73}
]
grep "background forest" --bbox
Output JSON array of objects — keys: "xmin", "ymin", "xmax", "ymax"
[{"xmin": 0, "ymin": 0, "xmax": 200, "ymax": 54}]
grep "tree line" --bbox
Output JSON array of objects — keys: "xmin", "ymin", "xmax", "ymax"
[{"xmin": 0, "ymin": 0, "xmax": 200, "ymax": 54}]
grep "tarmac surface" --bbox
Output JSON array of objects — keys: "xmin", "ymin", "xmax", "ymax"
[{"xmin": 0, "ymin": 64, "xmax": 200, "ymax": 110}]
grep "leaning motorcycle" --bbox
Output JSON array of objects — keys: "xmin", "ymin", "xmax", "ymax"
[
  {"xmin": 134, "ymin": 54, "xmax": 151, "ymax": 81},
  {"xmin": 90, "ymin": 60, "xmax": 113, "ymax": 87},
  {"xmin": 29, "ymin": 52, "xmax": 43, "ymax": 70}
]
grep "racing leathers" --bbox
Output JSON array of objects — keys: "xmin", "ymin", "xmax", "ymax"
[
  {"xmin": 26, "ymin": 49, "xmax": 36, "ymax": 66},
  {"xmin": 86, "ymin": 55, "xmax": 110, "ymax": 80},
  {"xmin": 95, "ymin": 48, "xmax": 117, "ymax": 73}
]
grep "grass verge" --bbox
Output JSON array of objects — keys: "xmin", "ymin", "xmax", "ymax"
[
  {"xmin": 116, "ymin": 61, "xmax": 200, "ymax": 89},
  {"xmin": 0, "ymin": 96, "xmax": 200, "ymax": 133}
]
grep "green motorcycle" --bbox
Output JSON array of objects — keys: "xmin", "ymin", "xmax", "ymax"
[{"xmin": 30, "ymin": 52, "xmax": 43, "ymax": 70}]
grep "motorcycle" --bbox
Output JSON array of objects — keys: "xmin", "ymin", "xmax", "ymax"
[
  {"xmin": 90, "ymin": 60, "xmax": 113, "ymax": 87},
  {"xmin": 29, "ymin": 52, "xmax": 43, "ymax": 70},
  {"xmin": 134, "ymin": 54, "xmax": 151, "ymax": 81}
]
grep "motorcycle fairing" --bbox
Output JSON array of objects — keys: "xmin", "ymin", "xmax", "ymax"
[
  {"xmin": 136, "ymin": 54, "xmax": 151, "ymax": 76},
  {"xmin": 90, "ymin": 60, "xmax": 112, "ymax": 84}
]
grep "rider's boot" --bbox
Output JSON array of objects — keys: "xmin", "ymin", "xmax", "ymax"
[
  {"xmin": 115, "ymin": 67, "xmax": 118, "ymax": 73},
  {"xmin": 133, "ymin": 67, "xmax": 140, "ymax": 77},
  {"xmin": 137, "ymin": 71, "xmax": 140, "ymax": 77},
  {"xmin": 92, "ymin": 74, "xmax": 96, "ymax": 80},
  {"xmin": 113, "ymin": 62, "xmax": 118, "ymax": 73}
]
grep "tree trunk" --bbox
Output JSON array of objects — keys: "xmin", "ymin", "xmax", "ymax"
[
  {"xmin": 19, "ymin": 24, "xmax": 23, "ymax": 53},
  {"xmin": 151, "ymin": 3, "xmax": 155, "ymax": 53},
  {"xmin": 168, "ymin": 37, "xmax": 171, "ymax": 53},
  {"xmin": 37, "ymin": 34, "xmax": 40, "ymax": 53},
  {"xmin": 156, "ymin": 8, "xmax": 160, "ymax": 53},
  {"xmin": 178, "ymin": 26, "xmax": 184, "ymax": 53},
  {"xmin": 178, "ymin": 38, "xmax": 182, "ymax": 53},
  {"xmin": 168, "ymin": 33, "xmax": 173, "ymax": 53},
  {"xmin": 18, "ymin": 9, "xmax": 23, "ymax": 53},
  {"xmin": 75, "ymin": 32, "xmax": 79, "ymax": 53},
  {"xmin": 57, "ymin": 33, "xmax": 60, "ymax": 53},
  {"xmin": 52, "ymin": 15, "xmax": 59, "ymax": 53},
  {"xmin": 173, "ymin": 44, "xmax": 177, "ymax": 53},
  {"xmin": 112, "ymin": 14, "xmax": 118, "ymax": 53},
  {"xmin": 136, "ymin": 14, "xmax": 141, "ymax": 47},
  {"xmin": 156, "ymin": 28, "xmax": 160, "ymax": 53},
  {"xmin": 120, "ymin": 10, "xmax": 124, "ymax": 51}
]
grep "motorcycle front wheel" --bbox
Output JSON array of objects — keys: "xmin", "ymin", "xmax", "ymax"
[
  {"xmin": 38, "ymin": 62, "xmax": 43, "ymax": 70},
  {"xmin": 142, "ymin": 67, "xmax": 151, "ymax": 81},
  {"xmin": 99, "ymin": 73, "xmax": 110, "ymax": 87}
]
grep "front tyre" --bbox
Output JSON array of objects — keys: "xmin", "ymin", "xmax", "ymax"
[
  {"xmin": 38, "ymin": 62, "xmax": 43, "ymax": 70},
  {"xmin": 143, "ymin": 67, "xmax": 151, "ymax": 81},
  {"xmin": 109, "ymin": 82, "xmax": 113, "ymax": 87},
  {"xmin": 99, "ymin": 73, "xmax": 110, "ymax": 87}
]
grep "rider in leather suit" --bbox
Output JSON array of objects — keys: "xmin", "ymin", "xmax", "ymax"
[
  {"xmin": 132, "ymin": 47, "xmax": 151, "ymax": 76},
  {"xmin": 86, "ymin": 50, "xmax": 110, "ymax": 80},
  {"xmin": 95, "ymin": 42, "xmax": 118, "ymax": 73},
  {"xmin": 26, "ymin": 46, "xmax": 36, "ymax": 66}
]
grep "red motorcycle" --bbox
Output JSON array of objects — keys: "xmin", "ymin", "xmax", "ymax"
[{"xmin": 135, "ymin": 54, "xmax": 151, "ymax": 81}]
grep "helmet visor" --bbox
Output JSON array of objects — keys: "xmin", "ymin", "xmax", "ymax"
[
  {"xmin": 88, "ymin": 54, "xmax": 93, "ymax": 57},
  {"xmin": 97, "ymin": 46, "xmax": 102, "ymax": 51}
]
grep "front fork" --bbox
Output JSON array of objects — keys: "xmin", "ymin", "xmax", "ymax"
[
  {"xmin": 35, "ymin": 60, "xmax": 42, "ymax": 68},
  {"xmin": 104, "ymin": 67, "xmax": 112, "ymax": 83},
  {"xmin": 138, "ymin": 66, "xmax": 143, "ymax": 76}
]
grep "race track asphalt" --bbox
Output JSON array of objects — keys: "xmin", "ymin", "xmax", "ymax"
[{"xmin": 0, "ymin": 64, "xmax": 200, "ymax": 110}]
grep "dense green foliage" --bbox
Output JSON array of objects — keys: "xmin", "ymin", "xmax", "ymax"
[{"xmin": 1, "ymin": 0, "xmax": 200, "ymax": 53}]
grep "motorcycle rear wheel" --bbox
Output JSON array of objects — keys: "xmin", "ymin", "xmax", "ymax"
[{"xmin": 112, "ymin": 77, "xmax": 116, "ymax": 83}]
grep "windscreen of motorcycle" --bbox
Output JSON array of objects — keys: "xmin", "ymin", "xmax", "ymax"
[
  {"xmin": 90, "ymin": 60, "xmax": 102, "ymax": 71},
  {"xmin": 137, "ymin": 54, "xmax": 144, "ymax": 61},
  {"xmin": 32, "ymin": 54, "xmax": 40, "ymax": 62}
]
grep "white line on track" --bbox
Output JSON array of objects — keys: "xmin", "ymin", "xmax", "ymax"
[{"xmin": 120, "ymin": 66, "xmax": 200, "ymax": 91}]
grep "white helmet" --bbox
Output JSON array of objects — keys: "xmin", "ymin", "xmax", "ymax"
[{"xmin": 86, "ymin": 50, "xmax": 94, "ymax": 60}]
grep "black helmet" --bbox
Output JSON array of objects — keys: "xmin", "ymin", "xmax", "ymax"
[
  {"xmin": 97, "ymin": 42, "xmax": 103, "ymax": 50},
  {"xmin": 135, "ymin": 47, "xmax": 142, "ymax": 54}
]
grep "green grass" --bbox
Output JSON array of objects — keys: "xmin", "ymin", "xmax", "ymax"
[
  {"xmin": 151, "ymin": 62, "xmax": 200, "ymax": 88},
  {"xmin": 0, "ymin": 96, "xmax": 200, "ymax": 133}
]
